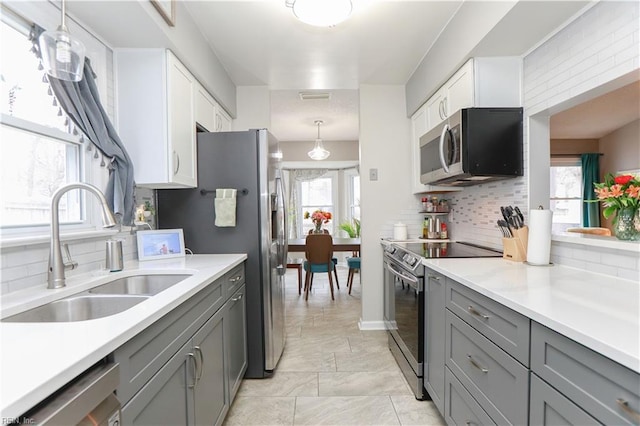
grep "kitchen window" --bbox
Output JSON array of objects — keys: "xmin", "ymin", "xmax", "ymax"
[
  {"xmin": 550, "ymin": 156, "xmax": 582, "ymax": 233},
  {"xmin": 298, "ymin": 172, "xmax": 338, "ymax": 235},
  {"xmin": 346, "ymin": 170, "xmax": 360, "ymax": 222},
  {"xmin": 0, "ymin": 16, "xmax": 91, "ymax": 231}
]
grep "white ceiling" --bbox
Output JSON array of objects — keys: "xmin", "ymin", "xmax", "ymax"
[
  {"xmin": 64, "ymin": 0, "xmax": 595, "ymax": 143},
  {"xmin": 550, "ymin": 81, "xmax": 640, "ymax": 139}
]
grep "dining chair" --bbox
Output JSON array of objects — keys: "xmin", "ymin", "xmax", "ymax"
[
  {"xmin": 347, "ymin": 256, "xmax": 361, "ymax": 295},
  {"xmin": 303, "ymin": 233, "xmax": 336, "ymax": 300},
  {"xmin": 307, "ymin": 229, "xmax": 340, "ymax": 288}
]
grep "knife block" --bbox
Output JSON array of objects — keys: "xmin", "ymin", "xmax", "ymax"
[{"xmin": 502, "ymin": 226, "xmax": 529, "ymax": 262}]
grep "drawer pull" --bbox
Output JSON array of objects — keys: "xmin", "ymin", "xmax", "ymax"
[
  {"xmin": 617, "ymin": 398, "xmax": 640, "ymax": 422},
  {"xmin": 232, "ymin": 294, "xmax": 244, "ymax": 302},
  {"xmin": 229, "ymin": 275, "xmax": 242, "ymax": 283},
  {"xmin": 467, "ymin": 354, "xmax": 489, "ymax": 373},
  {"xmin": 428, "ymin": 275, "xmax": 441, "ymax": 281},
  {"xmin": 187, "ymin": 352, "xmax": 198, "ymax": 388},
  {"xmin": 465, "ymin": 422, "xmax": 476, "ymax": 426},
  {"xmin": 467, "ymin": 305, "xmax": 490, "ymax": 320}
]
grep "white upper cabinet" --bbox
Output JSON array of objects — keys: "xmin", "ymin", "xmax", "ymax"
[
  {"xmin": 425, "ymin": 57, "xmax": 521, "ymax": 133},
  {"xmin": 411, "ymin": 57, "xmax": 521, "ymax": 194},
  {"xmin": 115, "ymin": 49, "xmax": 197, "ymax": 188},
  {"xmin": 195, "ymin": 83, "xmax": 217, "ymax": 132},
  {"xmin": 196, "ymin": 83, "xmax": 233, "ymax": 132}
]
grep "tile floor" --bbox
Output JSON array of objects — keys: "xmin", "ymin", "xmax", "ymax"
[{"xmin": 223, "ymin": 267, "xmax": 446, "ymax": 426}]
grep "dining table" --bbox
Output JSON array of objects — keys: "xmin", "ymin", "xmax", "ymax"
[{"xmin": 287, "ymin": 237, "xmax": 361, "ymax": 253}]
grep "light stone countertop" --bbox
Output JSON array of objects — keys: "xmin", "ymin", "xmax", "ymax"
[
  {"xmin": 421, "ymin": 257, "xmax": 640, "ymax": 373},
  {"xmin": 0, "ymin": 254, "xmax": 247, "ymax": 419}
]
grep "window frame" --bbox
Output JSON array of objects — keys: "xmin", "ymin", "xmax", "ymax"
[
  {"xmin": 549, "ymin": 155, "xmax": 583, "ymax": 231},
  {"xmin": 296, "ymin": 170, "xmax": 339, "ymax": 235},
  {"xmin": 0, "ymin": 8, "xmax": 109, "ymax": 240}
]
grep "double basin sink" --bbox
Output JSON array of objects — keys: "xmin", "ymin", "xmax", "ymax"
[{"xmin": 3, "ymin": 274, "xmax": 191, "ymax": 323}]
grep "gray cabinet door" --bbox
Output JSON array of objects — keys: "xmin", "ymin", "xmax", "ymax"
[
  {"xmin": 193, "ymin": 307, "xmax": 228, "ymax": 426},
  {"xmin": 227, "ymin": 284, "xmax": 248, "ymax": 401},
  {"xmin": 121, "ymin": 342, "xmax": 194, "ymax": 426},
  {"xmin": 530, "ymin": 373, "xmax": 599, "ymax": 426},
  {"xmin": 425, "ymin": 270, "xmax": 446, "ymax": 415}
]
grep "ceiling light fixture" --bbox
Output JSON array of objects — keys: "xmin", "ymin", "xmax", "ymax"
[
  {"xmin": 39, "ymin": 0, "xmax": 86, "ymax": 82},
  {"xmin": 308, "ymin": 120, "xmax": 330, "ymax": 161},
  {"xmin": 285, "ymin": 0, "xmax": 353, "ymax": 27}
]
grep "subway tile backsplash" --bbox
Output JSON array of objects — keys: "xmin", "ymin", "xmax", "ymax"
[
  {"xmin": 1, "ymin": 232, "xmax": 137, "ymax": 295},
  {"xmin": 551, "ymin": 241, "xmax": 639, "ymax": 280}
]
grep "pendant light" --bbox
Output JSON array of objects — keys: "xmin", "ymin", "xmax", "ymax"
[
  {"xmin": 308, "ymin": 120, "xmax": 330, "ymax": 161},
  {"xmin": 285, "ymin": 0, "xmax": 353, "ymax": 27},
  {"xmin": 39, "ymin": 0, "xmax": 86, "ymax": 82}
]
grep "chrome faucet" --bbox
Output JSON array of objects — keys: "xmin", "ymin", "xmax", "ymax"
[{"xmin": 48, "ymin": 183, "xmax": 117, "ymax": 289}]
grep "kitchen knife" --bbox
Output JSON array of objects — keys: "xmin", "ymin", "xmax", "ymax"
[
  {"xmin": 497, "ymin": 221, "xmax": 507, "ymax": 237},
  {"xmin": 500, "ymin": 206, "xmax": 510, "ymax": 224},
  {"xmin": 514, "ymin": 206, "xmax": 525, "ymax": 226}
]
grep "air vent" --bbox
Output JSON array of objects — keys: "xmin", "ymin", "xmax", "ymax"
[{"xmin": 299, "ymin": 92, "xmax": 331, "ymax": 101}]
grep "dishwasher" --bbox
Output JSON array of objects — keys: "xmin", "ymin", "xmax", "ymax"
[{"xmin": 17, "ymin": 362, "xmax": 121, "ymax": 426}]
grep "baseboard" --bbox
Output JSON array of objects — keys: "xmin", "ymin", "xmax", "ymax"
[{"xmin": 358, "ymin": 319, "xmax": 386, "ymax": 330}]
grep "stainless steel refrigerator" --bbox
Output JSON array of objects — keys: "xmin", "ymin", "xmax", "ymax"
[{"xmin": 156, "ymin": 129, "xmax": 287, "ymax": 378}]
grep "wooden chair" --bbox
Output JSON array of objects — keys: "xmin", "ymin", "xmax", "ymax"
[
  {"xmin": 347, "ymin": 256, "xmax": 361, "ymax": 295},
  {"xmin": 286, "ymin": 257, "xmax": 304, "ymax": 295},
  {"xmin": 566, "ymin": 227, "xmax": 612, "ymax": 236},
  {"xmin": 307, "ymin": 229, "xmax": 339, "ymax": 288},
  {"xmin": 303, "ymin": 233, "xmax": 336, "ymax": 300}
]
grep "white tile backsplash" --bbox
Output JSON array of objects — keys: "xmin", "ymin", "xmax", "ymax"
[{"xmin": 0, "ymin": 231, "xmax": 138, "ymax": 295}]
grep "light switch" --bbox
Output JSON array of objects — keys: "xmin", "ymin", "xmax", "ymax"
[{"xmin": 369, "ymin": 168, "xmax": 378, "ymax": 181}]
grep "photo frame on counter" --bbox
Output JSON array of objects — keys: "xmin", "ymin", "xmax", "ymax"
[
  {"xmin": 150, "ymin": 0, "xmax": 175, "ymax": 27},
  {"xmin": 137, "ymin": 229, "xmax": 185, "ymax": 261}
]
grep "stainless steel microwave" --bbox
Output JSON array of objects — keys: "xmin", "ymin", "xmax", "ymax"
[{"xmin": 419, "ymin": 108, "xmax": 523, "ymax": 186}]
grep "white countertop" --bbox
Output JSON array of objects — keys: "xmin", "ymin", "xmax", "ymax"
[
  {"xmin": 421, "ymin": 257, "xmax": 640, "ymax": 373},
  {"xmin": 0, "ymin": 254, "xmax": 246, "ymax": 419}
]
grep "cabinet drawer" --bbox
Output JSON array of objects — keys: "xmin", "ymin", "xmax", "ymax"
[
  {"xmin": 114, "ymin": 279, "xmax": 224, "ymax": 404},
  {"xmin": 224, "ymin": 264, "xmax": 245, "ymax": 299},
  {"xmin": 446, "ymin": 279, "xmax": 530, "ymax": 365},
  {"xmin": 446, "ymin": 310, "xmax": 529, "ymax": 425},
  {"xmin": 444, "ymin": 366, "xmax": 495, "ymax": 426},
  {"xmin": 531, "ymin": 322, "xmax": 640, "ymax": 425},
  {"xmin": 530, "ymin": 373, "xmax": 598, "ymax": 426}
]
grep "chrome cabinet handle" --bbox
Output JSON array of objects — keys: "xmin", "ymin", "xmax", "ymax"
[
  {"xmin": 467, "ymin": 354, "xmax": 489, "ymax": 373},
  {"xmin": 187, "ymin": 352, "xmax": 197, "ymax": 388},
  {"xmin": 467, "ymin": 305, "xmax": 490, "ymax": 320},
  {"xmin": 465, "ymin": 422, "xmax": 475, "ymax": 426},
  {"xmin": 229, "ymin": 275, "xmax": 242, "ymax": 283},
  {"xmin": 428, "ymin": 275, "xmax": 441, "ymax": 281},
  {"xmin": 617, "ymin": 398, "xmax": 640, "ymax": 422},
  {"xmin": 173, "ymin": 151, "xmax": 180, "ymax": 175},
  {"xmin": 232, "ymin": 293, "xmax": 244, "ymax": 302},
  {"xmin": 442, "ymin": 96, "xmax": 448, "ymax": 118},
  {"xmin": 194, "ymin": 345, "xmax": 204, "ymax": 382}
]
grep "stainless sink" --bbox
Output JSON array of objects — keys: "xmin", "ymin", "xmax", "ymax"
[
  {"xmin": 3, "ymin": 294, "xmax": 150, "ymax": 323},
  {"xmin": 88, "ymin": 274, "xmax": 191, "ymax": 296}
]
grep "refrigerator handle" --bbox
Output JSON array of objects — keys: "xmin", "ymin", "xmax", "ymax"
[{"xmin": 276, "ymin": 176, "xmax": 288, "ymax": 274}]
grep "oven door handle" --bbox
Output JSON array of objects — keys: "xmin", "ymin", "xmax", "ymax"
[{"xmin": 386, "ymin": 262, "xmax": 423, "ymax": 292}]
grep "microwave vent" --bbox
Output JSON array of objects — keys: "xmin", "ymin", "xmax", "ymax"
[{"xmin": 299, "ymin": 92, "xmax": 331, "ymax": 101}]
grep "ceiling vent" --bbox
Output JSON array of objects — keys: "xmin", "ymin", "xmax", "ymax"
[{"xmin": 299, "ymin": 92, "xmax": 331, "ymax": 101}]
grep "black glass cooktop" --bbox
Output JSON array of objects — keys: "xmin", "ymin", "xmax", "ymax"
[{"xmin": 396, "ymin": 241, "xmax": 502, "ymax": 259}]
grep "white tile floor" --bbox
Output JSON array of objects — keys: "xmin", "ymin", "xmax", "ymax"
[{"xmin": 223, "ymin": 267, "xmax": 446, "ymax": 426}]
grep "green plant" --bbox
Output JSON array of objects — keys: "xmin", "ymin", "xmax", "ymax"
[{"xmin": 339, "ymin": 218, "xmax": 361, "ymax": 238}]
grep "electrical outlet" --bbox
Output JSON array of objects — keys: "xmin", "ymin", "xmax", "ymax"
[{"xmin": 369, "ymin": 168, "xmax": 378, "ymax": 181}]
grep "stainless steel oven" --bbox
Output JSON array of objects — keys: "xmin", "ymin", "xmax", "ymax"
[
  {"xmin": 383, "ymin": 244, "xmax": 426, "ymax": 400},
  {"xmin": 382, "ymin": 241, "xmax": 503, "ymax": 400}
]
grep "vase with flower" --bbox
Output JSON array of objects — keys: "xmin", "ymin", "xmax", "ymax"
[
  {"xmin": 304, "ymin": 210, "xmax": 332, "ymax": 234},
  {"xmin": 593, "ymin": 173, "xmax": 640, "ymax": 240}
]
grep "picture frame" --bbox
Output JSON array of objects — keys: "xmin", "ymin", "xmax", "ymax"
[
  {"xmin": 150, "ymin": 0, "xmax": 175, "ymax": 27},
  {"xmin": 137, "ymin": 229, "xmax": 185, "ymax": 261}
]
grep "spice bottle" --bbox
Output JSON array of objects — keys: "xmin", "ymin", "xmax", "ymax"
[
  {"xmin": 440, "ymin": 223, "xmax": 448, "ymax": 239},
  {"xmin": 422, "ymin": 217, "xmax": 429, "ymax": 239}
]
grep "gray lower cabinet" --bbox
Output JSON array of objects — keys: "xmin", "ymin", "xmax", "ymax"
[
  {"xmin": 121, "ymin": 342, "xmax": 194, "ymax": 425},
  {"xmin": 531, "ymin": 322, "xmax": 640, "ymax": 425},
  {"xmin": 444, "ymin": 366, "xmax": 495, "ymax": 426},
  {"xmin": 425, "ymin": 268, "xmax": 446, "ymax": 414},
  {"xmin": 116, "ymin": 263, "xmax": 247, "ymax": 426},
  {"xmin": 226, "ymin": 285, "xmax": 247, "ymax": 401},
  {"xmin": 529, "ymin": 373, "xmax": 598, "ymax": 426}
]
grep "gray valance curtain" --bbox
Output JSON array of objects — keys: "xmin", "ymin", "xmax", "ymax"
[
  {"xmin": 581, "ymin": 153, "xmax": 600, "ymax": 227},
  {"xmin": 30, "ymin": 25, "xmax": 136, "ymax": 225}
]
